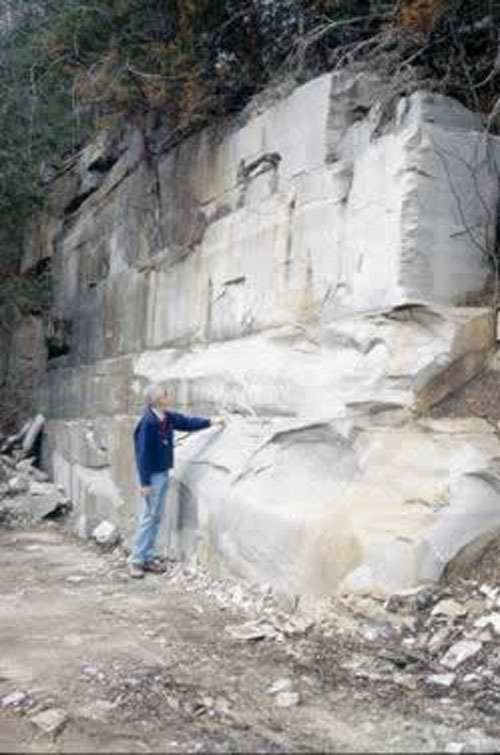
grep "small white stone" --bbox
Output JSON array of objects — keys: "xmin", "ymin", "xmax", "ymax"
[
  {"xmin": 82, "ymin": 665, "xmax": 98, "ymax": 676},
  {"xmin": 426, "ymin": 673, "xmax": 456, "ymax": 688},
  {"xmin": 402, "ymin": 637, "xmax": 416, "ymax": 647},
  {"xmin": 441, "ymin": 640, "xmax": 482, "ymax": 670},
  {"xmin": 462, "ymin": 673, "xmax": 482, "ymax": 687},
  {"xmin": 274, "ymin": 691, "xmax": 300, "ymax": 708},
  {"xmin": 393, "ymin": 673, "xmax": 417, "ymax": 690},
  {"xmin": 267, "ymin": 678, "xmax": 293, "ymax": 695},
  {"xmin": 92, "ymin": 521, "xmax": 119, "ymax": 546}
]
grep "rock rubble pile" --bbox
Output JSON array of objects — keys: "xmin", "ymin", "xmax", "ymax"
[{"xmin": 0, "ymin": 414, "xmax": 71, "ymax": 526}]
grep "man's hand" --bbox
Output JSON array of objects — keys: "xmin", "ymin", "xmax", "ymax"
[
  {"xmin": 141, "ymin": 486, "xmax": 152, "ymax": 498},
  {"xmin": 213, "ymin": 417, "xmax": 226, "ymax": 428}
]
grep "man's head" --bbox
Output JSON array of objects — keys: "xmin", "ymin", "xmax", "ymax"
[{"xmin": 144, "ymin": 383, "xmax": 169, "ymax": 411}]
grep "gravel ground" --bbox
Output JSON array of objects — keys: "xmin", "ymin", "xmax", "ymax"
[{"xmin": 2, "ymin": 519, "xmax": 500, "ymax": 753}]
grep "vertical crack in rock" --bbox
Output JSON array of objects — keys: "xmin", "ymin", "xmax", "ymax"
[{"xmin": 285, "ymin": 197, "xmax": 296, "ymax": 281}]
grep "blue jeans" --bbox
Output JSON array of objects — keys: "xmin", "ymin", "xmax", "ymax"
[{"xmin": 131, "ymin": 471, "xmax": 170, "ymax": 565}]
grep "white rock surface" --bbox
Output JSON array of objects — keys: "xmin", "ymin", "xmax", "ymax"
[{"xmin": 33, "ymin": 71, "xmax": 500, "ymax": 598}]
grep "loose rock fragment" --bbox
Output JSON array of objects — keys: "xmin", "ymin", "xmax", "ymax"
[
  {"xmin": 441, "ymin": 640, "xmax": 482, "ymax": 670},
  {"xmin": 30, "ymin": 708, "xmax": 68, "ymax": 735},
  {"xmin": 462, "ymin": 673, "xmax": 482, "ymax": 690},
  {"xmin": 274, "ymin": 691, "xmax": 300, "ymax": 708},
  {"xmin": 280, "ymin": 616, "xmax": 314, "ymax": 637},
  {"xmin": 267, "ymin": 678, "xmax": 293, "ymax": 695},
  {"xmin": 385, "ymin": 585, "xmax": 437, "ymax": 614},
  {"xmin": 445, "ymin": 744, "xmax": 465, "ymax": 754},
  {"xmin": 7, "ymin": 475, "xmax": 29, "ymax": 494},
  {"xmin": 431, "ymin": 599, "xmax": 467, "ymax": 619},
  {"xmin": 225, "ymin": 620, "xmax": 278, "ymax": 641},
  {"xmin": 426, "ymin": 673, "xmax": 456, "ymax": 688},
  {"xmin": 427, "ymin": 626, "xmax": 451, "ymax": 654},
  {"xmin": 474, "ymin": 613, "xmax": 500, "ymax": 635},
  {"xmin": 92, "ymin": 520, "xmax": 119, "ymax": 547},
  {"xmin": 2, "ymin": 691, "xmax": 26, "ymax": 707}
]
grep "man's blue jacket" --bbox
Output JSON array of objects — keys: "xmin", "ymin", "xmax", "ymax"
[{"xmin": 134, "ymin": 407, "xmax": 211, "ymax": 486}]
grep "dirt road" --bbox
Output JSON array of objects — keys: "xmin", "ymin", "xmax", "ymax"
[{"xmin": 1, "ymin": 523, "xmax": 499, "ymax": 753}]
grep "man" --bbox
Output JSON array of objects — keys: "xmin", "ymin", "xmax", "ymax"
[{"xmin": 129, "ymin": 383, "xmax": 225, "ymax": 579}]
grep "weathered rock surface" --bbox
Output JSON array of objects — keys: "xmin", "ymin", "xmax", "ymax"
[{"xmin": 11, "ymin": 71, "xmax": 500, "ymax": 596}]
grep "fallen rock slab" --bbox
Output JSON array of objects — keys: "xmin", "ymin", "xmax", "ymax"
[
  {"xmin": 30, "ymin": 707, "xmax": 68, "ymax": 736},
  {"xmin": 441, "ymin": 640, "xmax": 482, "ymax": 670}
]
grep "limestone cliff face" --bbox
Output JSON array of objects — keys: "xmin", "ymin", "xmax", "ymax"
[{"xmin": 14, "ymin": 71, "xmax": 500, "ymax": 596}]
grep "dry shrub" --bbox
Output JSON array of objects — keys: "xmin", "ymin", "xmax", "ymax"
[{"xmin": 398, "ymin": 0, "xmax": 452, "ymax": 37}]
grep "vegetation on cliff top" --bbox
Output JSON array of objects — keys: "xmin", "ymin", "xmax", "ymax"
[{"xmin": 0, "ymin": 0, "xmax": 498, "ymax": 280}]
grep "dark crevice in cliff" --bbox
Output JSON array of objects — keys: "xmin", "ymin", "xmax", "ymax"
[
  {"xmin": 88, "ymin": 155, "xmax": 119, "ymax": 174},
  {"xmin": 63, "ymin": 188, "xmax": 98, "ymax": 217},
  {"xmin": 45, "ymin": 317, "xmax": 72, "ymax": 361}
]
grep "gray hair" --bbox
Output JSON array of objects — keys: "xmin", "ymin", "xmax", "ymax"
[{"xmin": 144, "ymin": 382, "xmax": 168, "ymax": 405}]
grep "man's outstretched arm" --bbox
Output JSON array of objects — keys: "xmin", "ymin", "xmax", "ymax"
[{"xmin": 170, "ymin": 412, "xmax": 225, "ymax": 432}]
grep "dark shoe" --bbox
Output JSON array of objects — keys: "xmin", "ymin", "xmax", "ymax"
[
  {"xmin": 128, "ymin": 562, "xmax": 145, "ymax": 579},
  {"xmin": 143, "ymin": 560, "xmax": 167, "ymax": 574}
]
